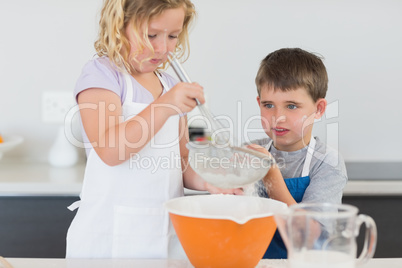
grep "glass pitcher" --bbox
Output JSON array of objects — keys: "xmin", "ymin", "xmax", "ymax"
[{"xmin": 275, "ymin": 203, "xmax": 377, "ymax": 268}]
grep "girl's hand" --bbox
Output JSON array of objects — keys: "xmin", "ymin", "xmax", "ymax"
[
  {"xmin": 205, "ymin": 182, "xmax": 244, "ymax": 195},
  {"xmin": 155, "ymin": 82, "xmax": 205, "ymax": 116}
]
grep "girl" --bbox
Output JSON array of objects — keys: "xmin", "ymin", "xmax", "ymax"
[{"xmin": 66, "ymin": 0, "xmax": 240, "ymax": 259}]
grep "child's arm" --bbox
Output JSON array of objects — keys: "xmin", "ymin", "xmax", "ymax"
[
  {"xmin": 262, "ymin": 165, "xmax": 297, "ymax": 206},
  {"xmin": 247, "ymin": 144, "xmax": 297, "ymax": 206},
  {"xmin": 179, "ymin": 116, "xmax": 243, "ymax": 195},
  {"xmin": 78, "ymin": 82, "xmax": 204, "ymax": 166}
]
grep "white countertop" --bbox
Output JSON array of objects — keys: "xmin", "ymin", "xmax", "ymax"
[
  {"xmin": 0, "ymin": 160, "xmax": 85, "ymax": 196},
  {"xmin": 2, "ymin": 258, "xmax": 401, "ymax": 268},
  {"xmin": 1, "ymin": 159, "xmax": 402, "ymax": 196}
]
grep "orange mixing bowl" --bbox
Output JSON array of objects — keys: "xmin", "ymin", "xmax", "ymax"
[{"xmin": 164, "ymin": 194, "xmax": 287, "ymax": 268}]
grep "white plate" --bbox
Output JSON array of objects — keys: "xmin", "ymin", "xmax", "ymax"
[{"xmin": 0, "ymin": 135, "xmax": 24, "ymax": 158}]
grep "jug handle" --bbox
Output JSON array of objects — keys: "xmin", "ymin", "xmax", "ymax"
[{"xmin": 356, "ymin": 214, "xmax": 377, "ymax": 265}]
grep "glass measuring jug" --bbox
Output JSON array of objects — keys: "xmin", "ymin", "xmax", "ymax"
[{"xmin": 275, "ymin": 203, "xmax": 377, "ymax": 268}]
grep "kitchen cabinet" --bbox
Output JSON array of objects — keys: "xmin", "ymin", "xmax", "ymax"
[
  {"xmin": 342, "ymin": 162, "xmax": 402, "ymax": 258},
  {"xmin": 0, "ymin": 160, "xmax": 82, "ymax": 258},
  {"xmin": 0, "ymin": 196, "xmax": 78, "ymax": 258},
  {"xmin": 343, "ymin": 195, "xmax": 402, "ymax": 258},
  {"xmin": 2, "ymin": 195, "xmax": 400, "ymax": 259}
]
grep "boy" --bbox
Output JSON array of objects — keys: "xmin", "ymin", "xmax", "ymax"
[{"xmin": 249, "ymin": 48, "xmax": 348, "ymax": 258}]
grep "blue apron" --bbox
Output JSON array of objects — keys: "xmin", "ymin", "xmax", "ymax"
[{"xmin": 262, "ymin": 137, "xmax": 316, "ymax": 259}]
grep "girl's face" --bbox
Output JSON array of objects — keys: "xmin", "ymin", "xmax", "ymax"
[
  {"xmin": 125, "ymin": 7, "xmax": 185, "ymax": 73},
  {"xmin": 257, "ymin": 86, "xmax": 326, "ymax": 152}
]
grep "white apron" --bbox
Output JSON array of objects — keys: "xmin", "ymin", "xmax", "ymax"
[
  {"xmin": 66, "ymin": 71, "xmax": 185, "ymax": 259},
  {"xmin": 266, "ymin": 136, "xmax": 316, "ymax": 179}
]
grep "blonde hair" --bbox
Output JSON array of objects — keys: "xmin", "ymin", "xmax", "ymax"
[{"xmin": 95, "ymin": 0, "xmax": 196, "ymax": 73}]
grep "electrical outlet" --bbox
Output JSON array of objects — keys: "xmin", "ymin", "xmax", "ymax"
[{"xmin": 42, "ymin": 91, "xmax": 75, "ymax": 124}]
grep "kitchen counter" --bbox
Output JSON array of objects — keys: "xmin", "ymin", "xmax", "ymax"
[
  {"xmin": 0, "ymin": 160, "xmax": 84, "ymax": 196},
  {"xmin": 0, "ymin": 159, "xmax": 401, "ymax": 196},
  {"xmin": 1, "ymin": 257, "xmax": 401, "ymax": 268}
]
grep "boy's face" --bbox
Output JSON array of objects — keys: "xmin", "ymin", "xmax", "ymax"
[{"xmin": 257, "ymin": 85, "xmax": 326, "ymax": 152}]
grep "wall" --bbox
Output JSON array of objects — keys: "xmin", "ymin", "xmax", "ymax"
[
  {"xmin": 1, "ymin": 0, "xmax": 401, "ymax": 163},
  {"xmin": 0, "ymin": 0, "xmax": 101, "ymax": 162}
]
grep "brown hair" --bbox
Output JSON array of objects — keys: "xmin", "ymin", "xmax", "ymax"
[
  {"xmin": 255, "ymin": 48, "xmax": 328, "ymax": 102},
  {"xmin": 95, "ymin": 0, "xmax": 196, "ymax": 73}
]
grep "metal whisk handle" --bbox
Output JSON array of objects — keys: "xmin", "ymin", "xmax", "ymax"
[{"xmin": 168, "ymin": 52, "xmax": 201, "ymax": 105}]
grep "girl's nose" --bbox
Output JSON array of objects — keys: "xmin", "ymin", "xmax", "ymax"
[{"xmin": 153, "ymin": 35, "xmax": 168, "ymax": 55}]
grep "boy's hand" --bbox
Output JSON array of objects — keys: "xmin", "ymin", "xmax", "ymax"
[
  {"xmin": 205, "ymin": 182, "xmax": 244, "ymax": 195},
  {"xmin": 247, "ymin": 144, "xmax": 270, "ymax": 155},
  {"xmin": 247, "ymin": 144, "xmax": 296, "ymax": 206},
  {"xmin": 247, "ymin": 143, "xmax": 278, "ymax": 169}
]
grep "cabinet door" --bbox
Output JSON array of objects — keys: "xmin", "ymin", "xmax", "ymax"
[
  {"xmin": 0, "ymin": 196, "xmax": 78, "ymax": 258},
  {"xmin": 343, "ymin": 195, "xmax": 402, "ymax": 258}
]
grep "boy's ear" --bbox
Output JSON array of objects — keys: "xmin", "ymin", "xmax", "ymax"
[
  {"xmin": 315, "ymin": 98, "xmax": 327, "ymax": 119},
  {"xmin": 257, "ymin": 96, "xmax": 261, "ymax": 106}
]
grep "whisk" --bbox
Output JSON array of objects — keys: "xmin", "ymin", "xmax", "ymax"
[{"xmin": 168, "ymin": 52, "xmax": 231, "ymax": 147}]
